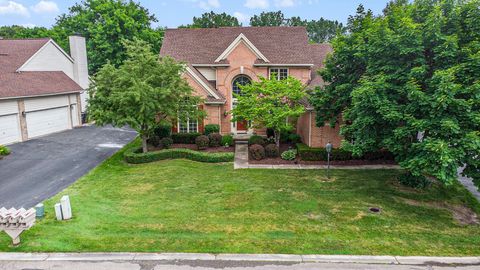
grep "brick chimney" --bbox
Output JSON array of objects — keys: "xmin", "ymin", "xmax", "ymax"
[{"xmin": 69, "ymin": 35, "xmax": 89, "ymax": 112}]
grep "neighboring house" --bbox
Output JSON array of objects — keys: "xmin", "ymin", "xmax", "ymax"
[
  {"xmin": 160, "ymin": 26, "xmax": 341, "ymax": 148},
  {"xmin": 0, "ymin": 35, "xmax": 89, "ymax": 145}
]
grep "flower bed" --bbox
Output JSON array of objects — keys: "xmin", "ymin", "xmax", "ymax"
[
  {"xmin": 249, "ymin": 143, "xmax": 396, "ymax": 166},
  {"xmin": 124, "ymin": 146, "xmax": 234, "ymax": 164}
]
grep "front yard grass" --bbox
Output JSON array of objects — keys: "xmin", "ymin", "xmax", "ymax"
[{"xmin": 1, "ymin": 143, "xmax": 479, "ymax": 255}]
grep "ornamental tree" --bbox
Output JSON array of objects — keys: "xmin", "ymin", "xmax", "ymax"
[
  {"xmin": 88, "ymin": 39, "xmax": 203, "ymax": 153},
  {"xmin": 312, "ymin": 1, "xmax": 480, "ymax": 185},
  {"xmin": 231, "ymin": 76, "xmax": 306, "ymax": 147}
]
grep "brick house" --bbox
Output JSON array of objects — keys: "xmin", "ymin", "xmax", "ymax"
[{"xmin": 160, "ymin": 26, "xmax": 342, "ymax": 148}]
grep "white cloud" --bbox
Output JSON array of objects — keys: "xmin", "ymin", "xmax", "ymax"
[
  {"xmin": 198, "ymin": 0, "xmax": 220, "ymax": 10},
  {"xmin": 274, "ymin": 0, "xmax": 298, "ymax": 8},
  {"xmin": 21, "ymin": 23, "xmax": 36, "ymax": 28},
  {"xmin": 0, "ymin": 1, "xmax": 29, "ymax": 17},
  {"xmin": 245, "ymin": 0, "xmax": 269, "ymax": 9},
  {"xmin": 233, "ymin": 11, "xmax": 250, "ymax": 24},
  {"xmin": 31, "ymin": 0, "xmax": 59, "ymax": 13}
]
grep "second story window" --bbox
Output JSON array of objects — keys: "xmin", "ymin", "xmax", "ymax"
[{"xmin": 269, "ymin": 68, "xmax": 288, "ymax": 80}]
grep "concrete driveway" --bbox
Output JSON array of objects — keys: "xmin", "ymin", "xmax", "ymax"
[{"xmin": 0, "ymin": 125, "xmax": 137, "ymax": 208}]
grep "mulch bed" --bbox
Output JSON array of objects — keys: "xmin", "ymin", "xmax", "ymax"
[
  {"xmin": 249, "ymin": 143, "xmax": 397, "ymax": 166},
  {"xmin": 148, "ymin": 144, "xmax": 234, "ymax": 153}
]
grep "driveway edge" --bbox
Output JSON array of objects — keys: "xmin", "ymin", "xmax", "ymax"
[{"xmin": 0, "ymin": 253, "xmax": 479, "ymax": 265}]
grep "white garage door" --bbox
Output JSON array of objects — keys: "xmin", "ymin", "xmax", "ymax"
[
  {"xmin": 0, "ymin": 100, "xmax": 21, "ymax": 145},
  {"xmin": 26, "ymin": 107, "xmax": 70, "ymax": 138}
]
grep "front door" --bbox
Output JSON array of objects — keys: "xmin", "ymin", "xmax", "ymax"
[{"xmin": 237, "ymin": 120, "xmax": 248, "ymax": 132}]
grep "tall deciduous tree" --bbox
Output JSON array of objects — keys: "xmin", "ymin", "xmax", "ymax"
[
  {"xmin": 231, "ymin": 76, "xmax": 306, "ymax": 147},
  {"xmin": 88, "ymin": 39, "xmax": 203, "ymax": 153},
  {"xmin": 182, "ymin": 12, "xmax": 241, "ymax": 28},
  {"xmin": 312, "ymin": 0, "xmax": 480, "ymax": 185},
  {"xmin": 54, "ymin": 0, "xmax": 163, "ymax": 74}
]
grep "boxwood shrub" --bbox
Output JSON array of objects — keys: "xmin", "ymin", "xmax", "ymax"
[
  {"xmin": 204, "ymin": 124, "xmax": 220, "ymax": 135},
  {"xmin": 296, "ymin": 143, "xmax": 394, "ymax": 161},
  {"xmin": 171, "ymin": 132, "xmax": 201, "ymax": 144},
  {"xmin": 124, "ymin": 147, "xmax": 234, "ymax": 164}
]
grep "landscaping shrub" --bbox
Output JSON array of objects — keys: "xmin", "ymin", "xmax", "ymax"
[
  {"xmin": 288, "ymin": 134, "xmax": 302, "ymax": 144},
  {"xmin": 196, "ymin": 135, "xmax": 210, "ymax": 150},
  {"xmin": 281, "ymin": 130, "xmax": 294, "ymax": 143},
  {"xmin": 265, "ymin": 144, "xmax": 279, "ymax": 158},
  {"xmin": 265, "ymin": 137, "xmax": 276, "ymax": 145},
  {"xmin": 249, "ymin": 144, "xmax": 265, "ymax": 160},
  {"xmin": 204, "ymin": 124, "xmax": 220, "ymax": 135},
  {"xmin": 153, "ymin": 121, "xmax": 172, "ymax": 138},
  {"xmin": 281, "ymin": 149, "xmax": 297, "ymax": 161},
  {"xmin": 148, "ymin": 136, "xmax": 161, "ymax": 147},
  {"xmin": 172, "ymin": 133, "xmax": 201, "ymax": 144},
  {"xmin": 160, "ymin": 137, "xmax": 173, "ymax": 149},
  {"xmin": 208, "ymin": 133, "xmax": 223, "ymax": 147},
  {"xmin": 0, "ymin": 145, "xmax": 11, "ymax": 156},
  {"xmin": 297, "ymin": 143, "xmax": 395, "ymax": 162},
  {"xmin": 248, "ymin": 135, "xmax": 265, "ymax": 146},
  {"xmin": 398, "ymin": 173, "xmax": 431, "ymax": 189},
  {"xmin": 124, "ymin": 147, "xmax": 234, "ymax": 164},
  {"xmin": 221, "ymin": 134, "xmax": 234, "ymax": 147}
]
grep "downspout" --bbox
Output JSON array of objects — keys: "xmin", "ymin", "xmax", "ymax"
[{"xmin": 308, "ymin": 112, "xmax": 312, "ymax": 147}]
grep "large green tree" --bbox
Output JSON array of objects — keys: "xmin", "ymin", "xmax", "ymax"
[
  {"xmin": 54, "ymin": 0, "xmax": 163, "ymax": 74},
  {"xmin": 312, "ymin": 0, "xmax": 480, "ymax": 185},
  {"xmin": 182, "ymin": 11, "xmax": 241, "ymax": 28},
  {"xmin": 249, "ymin": 10, "xmax": 344, "ymax": 43},
  {"xmin": 231, "ymin": 76, "xmax": 306, "ymax": 147},
  {"xmin": 88, "ymin": 39, "xmax": 203, "ymax": 153}
]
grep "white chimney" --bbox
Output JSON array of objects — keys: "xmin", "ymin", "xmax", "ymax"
[{"xmin": 69, "ymin": 35, "xmax": 89, "ymax": 112}]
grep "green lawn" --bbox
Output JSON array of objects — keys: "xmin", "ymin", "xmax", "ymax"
[{"xmin": 1, "ymin": 144, "xmax": 479, "ymax": 255}]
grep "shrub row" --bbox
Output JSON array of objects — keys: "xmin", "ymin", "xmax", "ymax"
[
  {"xmin": 296, "ymin": 143, "xmax": 395, "ymax": 161},
  {"xmin": 171, "ymin": 133, "xmax": 201, "ymax": 144},
  {"xmin": 124, "ymin": 147, "xmax": 234, "ymax": 164}
]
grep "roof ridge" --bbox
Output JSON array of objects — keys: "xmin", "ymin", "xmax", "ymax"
[
  {"xmin": 0, "ymin": 37, "xmax": 50, "ymax": 41},
  {"xmin": 166, "ymin": 26, "xmax": 307, "ymax": 31}
]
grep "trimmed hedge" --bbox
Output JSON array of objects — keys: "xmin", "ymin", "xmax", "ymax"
[
  {"xmin": 204, "ymin": 124, "xmax": 220, "ymax": 135},
  {"xmin": 124, "ymin": 147, "xmax": 234, "ymax": 164},
  {"xmin": 171, "ymin": 133, "xmax": 201, "ymax": 144},
  {"xmin": 297, "ymin": 143, "xmax": 395, "ymax": 161}
]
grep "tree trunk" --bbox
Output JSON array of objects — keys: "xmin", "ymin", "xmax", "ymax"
[
  {"xmin": 274, "ymin": 129, "xmax": 281, "ymax": 148},
  {"xmin": 142, "ymin": 134, "xmax": 148, "ymax": 153}
]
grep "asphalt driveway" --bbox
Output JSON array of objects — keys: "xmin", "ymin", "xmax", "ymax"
[{"xmin": 0, "ymin": 125, "xmax": 137, "ymax": 208}]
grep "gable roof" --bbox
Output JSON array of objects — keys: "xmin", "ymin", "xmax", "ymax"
[
  {"xmin": 160, "ymin": 26, "xmax": 313, "ymax": 65},
  {"xmin": 0, "ymin": 38, "xmax": 82, "ymax": 99},
  {"xmin": 215, "ymin": 33, "xmax": 269, "ymax": 63},
  {"xmin": 308, "ymin": 43, "xmax": 333, "ymax": 88}
]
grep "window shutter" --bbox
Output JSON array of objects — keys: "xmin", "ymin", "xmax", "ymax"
[{"xmin": 198, "ymin": 105, "xmax": 205, "ymax": 133}]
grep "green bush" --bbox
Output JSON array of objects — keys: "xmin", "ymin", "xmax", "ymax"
[
  {"xmin": 0, "ymin": 145, "xmax": 11, "ymax": 156},
  {"xmin": 160, "ymin": 137, "xmax": 173, "ymax": 149},
  {"xmin": 398, "ymin": 173, "xmax": 431, "ymax": 189},
  {"xmin": 248, "ymin": 135, "xmax": 265, "ymax": 146},
  {"xmin": 124, "ymin": 147, "xmax": 234, "ymax": 164},
  {"xmin": 204, "ymin": 124, "xmax": 220, "ymax": 135},
  {"xmin": 196, "ymin": 135, "xmax": 210, "ymax": 150},
  {"xmin": 148, "ymin": 136, "xmax": 161, "ymax": 147},
  {"xmin": 249, "ymin": 144, "xmax": 265, "ymax": 160},
  {"xmin": 208, "ymin": 133, "xmax": 223, "ymax": 147},
  {"xmin": 221, "ymin": 135, "xmax": 234, "ymax": 147},
  {"xmin": 297, "ymin": 143, "xmax": 395, "ymax": 161},
  {"xmin": 288, "ymin": 134, "xmax": 302, "ymax": 144},
  {"xmin": 153, "ymin": 121, "xmax": 172, "ymax": 138},
  {"xmin": 281, "ymin": 130, "xmax": 294, "ymax": 143},
  {"xmin": 281, "ymin": 149, "xmax": 297, "ymax": 161},
  {"xmin": 172, "ymin": 133, "xmax": 201, "ymax": 144},
  {"xmin": 265, "ymin": 144, "xmax": 279, "ymax": 158}
]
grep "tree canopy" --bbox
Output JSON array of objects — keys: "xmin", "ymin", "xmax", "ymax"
[
  {"xmin": 231, "ymin": 76, "xmax": 306, "ymax": 146},
  {"xmin": 312, "ymin": 0, "xmax": 480, "ymax": 185},
  {"xmin": 88, "ymin": 39, "xmax": 203, "ymax": 153},
  {"xmin": 181, "ymin": 11, "xmax": 241, "ymax": 28}
]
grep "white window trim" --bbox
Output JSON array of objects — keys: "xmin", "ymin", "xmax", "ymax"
[
  {"xmin": 269, "ymin": 67, "xmax": 289, "ymax": 80},
  {"xmin": 178, "ymin": 117, "xmax": 199, "ymax": 133}
]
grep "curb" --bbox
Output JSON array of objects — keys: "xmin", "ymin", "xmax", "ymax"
[{"xmin": 0, "ymin": 253, "xmax": 479, "ymax": 265}]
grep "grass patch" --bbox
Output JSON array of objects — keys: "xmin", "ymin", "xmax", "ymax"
[{"xmin": 1, "ymin": 143, "xmax": 479, "ymax": 255}]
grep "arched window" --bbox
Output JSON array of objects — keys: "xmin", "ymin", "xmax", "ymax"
[{"xmin": 232, "ymin": 76, "xmax": 251, "ymax": 96}]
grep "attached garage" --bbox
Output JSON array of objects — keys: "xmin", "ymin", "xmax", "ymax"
[{"xmin": 0, "ymin": 101, "xmax": 21, "ymax": 145}]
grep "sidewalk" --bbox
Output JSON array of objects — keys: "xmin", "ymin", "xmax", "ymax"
[{"xmin": 0, "ymin": 253, "xmax": 479, "ymax": 270}]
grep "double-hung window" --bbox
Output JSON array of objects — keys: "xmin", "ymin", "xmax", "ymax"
[
  {"xmin": 269, "ymin": 68, "xmax": 289, "ymax": 80},
  {"xmin": 178, "ymin": 118, "xmax": 198, "ymax": 133}
]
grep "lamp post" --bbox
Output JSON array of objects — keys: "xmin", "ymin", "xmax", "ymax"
[{"xmin": 326, "ymin": 142, "xmax": 333, "ymax": 179}]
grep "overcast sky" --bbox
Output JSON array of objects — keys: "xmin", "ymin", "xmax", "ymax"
[{"xmin": 0, "ymin": 0, "xmax": 391, "ymax": 28}]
